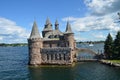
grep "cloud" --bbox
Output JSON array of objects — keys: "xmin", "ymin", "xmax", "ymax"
[
  {"xmin": 62, "ymin": 0, "xmax": 120, "ymax": 41},
  {"xmin": 84, "ymin": 0, "xmax": 120, "ymax": 16},
  {"xmin": 0, "ymin": 17, "xmax": 29, "ymax": 43},
  {"xmin": 92, "ymin": 32, "xmax": 106, "ymax": 39},
  {"xmin": 62, "ymin": 14, "xmax": 120, "ymax": 32}
]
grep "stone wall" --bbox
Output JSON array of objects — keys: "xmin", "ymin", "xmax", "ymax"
[
  {"xmin": 41, "ymin": 47, "xmax": 73, "ymax": 64},
  {"xmin": 28, "ymin": 38, "xmax": 42, "ymax": 65},
  {"xmin": 43, "ymin": 40, "xmax": 68, "ymax": 48}
]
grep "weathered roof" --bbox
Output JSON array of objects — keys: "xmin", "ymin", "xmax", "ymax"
[
  {"xmin": 43, "ymin": 17, "xmax": 53, "ymax": 31},
  {"xmin": 44, "ymin": 30, "xmax": 63, "ymax": 39},
  {"xmin": 46, "ymin": 17, "xmax": 51, "ymax": 25},
  {"xmin": 29, "ymin": 21, "xmax": 41, "ymax": 39},
  {"xmin": 65, "ymin": 21, "xmax": 73, "ymax": 34},
  {"xmin": 55, "ymin": 19, "xmax": 59, "ymax": 30}
]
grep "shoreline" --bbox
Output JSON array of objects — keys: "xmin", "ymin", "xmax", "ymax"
[{"xmin": 100, "ymin": 60, "xmax": 120, "ymax": 67}]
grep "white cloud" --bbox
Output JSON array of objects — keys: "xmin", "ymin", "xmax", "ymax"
[
  {"xmin": 84, "ymin": 0, "xmax": 120, "ymax": 16},
  {"xmin": 0, "ymin": 37, "xmax": 3, "ymax": 40},
  {"xmin": 92, "ymin": 32, "xmax": 106, "ymax": 39},
  {"xmin": 62, "ymin": 0, "xmax": 120, "ymax": 41},
  {"xmin": 62, "ymin": 17, "xmax": 79, "ymax": 21},
  {"xmin": 0, "ymin": 17, "xmax": 29, "ymax": 43},
  {"xmin": 74, "ymin": 32, "xmax": 88, "ymax": 41},
  {"xmin": 63, "ymin": 13, "xmax": 120, "ymax": 32}
]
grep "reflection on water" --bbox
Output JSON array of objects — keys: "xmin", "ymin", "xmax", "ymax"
[
  {"xmin": 28, "ymin": 62, "xmax": 120, "ymax": 80},
  {"xmin": 29, "ymin": 67, "xmax": 74, "ymax": 80},
  {"xmin": 0, "ymin": 43, "xmax": 120, "ymax": 80}
]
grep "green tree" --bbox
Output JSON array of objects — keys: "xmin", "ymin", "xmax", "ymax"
[
  {"xmin": 113, "ymin": 31, "xmax": 120, "ymax": 59},
  {"xmin": 104, "ymin": 33, "xmax": 113, "ymax": 59}
]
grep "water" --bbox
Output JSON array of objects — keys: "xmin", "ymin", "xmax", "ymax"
[
  {"xmin": 77, "ymin": 43, "xmax": 104, "ymax": 53},
  {"xmin": 0, "ymin": 44, "xmax": 120, "ymax": 80}
]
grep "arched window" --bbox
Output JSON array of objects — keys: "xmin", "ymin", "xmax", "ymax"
[
  {"xmin": 55, "ymin": 54, "xmax": 57, "ymax": 60},
  {"xmin": 64, "ymin": 54, "xmax": 66, "ymax": 60},
  {"xmin": 51, "ymin": 54, "xmax": 53, "ymax": 60},
  {"xmin": 47, "ymin": 54, "xmax": 49, "ymax": 60},
  {"xmin": 59, "ymin": 54, "xmax": 62, "ymax": 60},
  {"xmin": 54, "ymin": 35, "xmax": 59, "ymax": 38}
]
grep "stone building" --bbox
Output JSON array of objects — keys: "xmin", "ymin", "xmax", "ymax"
[{"xmin": 28, "ymin": 18, "xmax": 76, "ymax": 66}]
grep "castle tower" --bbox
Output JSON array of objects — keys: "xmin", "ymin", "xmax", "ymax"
[
  {"xmin": 55, "ymin": 19, "xmax": 59, "ymax": 30},
  {"xmin": 28, "ymin": 21, "xmax": 43, "ymax": 66},
  {"xmin": 64, "ymin": 21, "xmax": 76, "ymax": 63},
  {"xmin": 64, "ymin": 21, "xmax": 75, "ymax": 49},
  {"xmin": 42, "ymin": 17, "xmax": 53, "ymax": 37}
]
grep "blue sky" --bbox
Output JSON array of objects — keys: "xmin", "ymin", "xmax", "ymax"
[{"xmin": 0, "ymin": 0, "xmax": 120, "ymax": 43}]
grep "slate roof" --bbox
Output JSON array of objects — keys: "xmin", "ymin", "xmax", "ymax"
[
  {"xmin": 65, "ymin": 21, "xmax": 73, "ymax": 34},
  {"xmin": 55, "ymin": 19, "xmax": 59, "ymax": 30},
  {"xmin": 43, "ymin": 17, "xmax": 53, "ymax": 31},
  {"xmin": 44, "ymin": 30, "xmax": 63, "ymax": 39},
  {"xmin": 29, "ymin": 21, "xmax": 41, "ymax": 39}
]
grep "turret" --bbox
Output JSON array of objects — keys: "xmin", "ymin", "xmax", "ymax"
[
  {"xmin": 64, "ymin": 21, "xmax": 75, "ymax": 49},
  {"xmin": 42, "ymin": 17, "xmax": 53, "ymax": 37},
  {"xmin": 55, "ymin": 19, "xmax": 59, "ymax": 30},
  {"xmin": 64, "ymin": 21, "xmax": 76, "ymax": 63},
  {"xmin": 28, "ymin": 21, "xmax": 43, "ymax": 66}
]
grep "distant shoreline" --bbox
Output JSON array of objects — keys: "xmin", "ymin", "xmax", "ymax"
[
  {"xmin": 0, "ymin": 43, "xmax": 28, "ymax": 47},
  {"xmin": 76, "ymin": 41, "xmax": 105, "ymax": 44},
  {"xmin": 0, "ymin": 41, "xmax": 104, "ymax": 47}
]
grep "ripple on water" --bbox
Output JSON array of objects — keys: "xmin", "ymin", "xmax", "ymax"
[{"xmin": 0, "ymin": 45, "xmax": 120, "ymax": 80}]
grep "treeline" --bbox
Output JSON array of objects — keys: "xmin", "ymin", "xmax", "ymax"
[
  {"xmin": 0, "ymin": 43, "xmax": 28, "ymax": 47},
  {"xmin": 104, "ymin": 31, "xmax": 120, "ymax": 59},
  {"xmin": 76, "ymin": 41, "xmax": 104, "ymax": 44}
]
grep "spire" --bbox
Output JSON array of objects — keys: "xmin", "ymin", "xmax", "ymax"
[
  {"xmin": 65, "ymin": 21, "xmax": 73, "ymax": 33},
  {"xmin": 55, "ymin": 19, "xmax": 59, "ymax": 30},
  {"xmin": 43, "ymin": 17, "xmax": 52, "ymax": 31},
  {"xmin": 29, "ymin": 21, "xmax": 41, "ymax": 39},
  {"xmin": 46, "ymin": 17, "xmax": 51, "ymax": 25}
]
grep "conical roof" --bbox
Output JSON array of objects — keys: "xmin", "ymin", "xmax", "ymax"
[
  {"xmin": 46, "ymin": 17, "xmax": 51, "ymax": 25},
  {"xmin": 55, "ymin": 19, "xmax": 59, "ymax": 25},
  {"xmin": 43, "ymin": 17, "xmax": 52, "ymax": 31},
  {"xmin": 65, "ymin": 21, "xmax": 73, "ymax": 33},
  {"xmin": 55, "ymin": 19, "xmax": 59, "ymax": 30},
  {"xmin": 29, "ymin": 21, "xmax": 41, "ymax": 39}
]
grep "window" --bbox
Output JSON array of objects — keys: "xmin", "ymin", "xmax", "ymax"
[
  {"xmin": 51, "ymin": 54, "xmax": 53, "ymax": 60},
  {"xmin": 55, "ymin": 54, "xmax": 57, "ymax": 60},
  {"xmin": 47, "ymin": 54, "xmax": 49, "ymax": 60},
  {"xmin": 59, "ymin": 54, "xmax": 62, "ymax": 60},
  {"xmin": 64, "ymin": 54, "xmax": 66, "ymax": 60}
]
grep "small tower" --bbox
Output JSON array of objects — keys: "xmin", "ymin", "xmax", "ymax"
[
  {"xmin": 42, "ymin": 17, "xmax": 53, "ymax": 37},
  {"xmin": 64, "ymin": 21, "xmax": 76, "ymax": 63},
  {"xmin": 64, "ymin": 21, "xmax": 75, "ymax": 49},
  {"xmin": 28, "ymin": 21, "xmax": 43, "ymax": 66},
  {"xmin": 55, "ymin": 19, "xmax": 59, "ymax": 30}
]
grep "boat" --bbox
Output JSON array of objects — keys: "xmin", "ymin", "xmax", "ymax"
[{"xmin": 89, "ymin": 43, "xmax": 94, "ymax": 46}]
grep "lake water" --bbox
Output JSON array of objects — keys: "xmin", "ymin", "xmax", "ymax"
[{"xmin": 0, "ymin": 43, "xmax": 120, "ymax": 80}]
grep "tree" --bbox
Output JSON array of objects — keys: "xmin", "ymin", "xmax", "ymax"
[
  {"xmin": 113, "ymin": 31, "xmax": 120, "ymax": 59},
  {"xmin": 104, "ymin": 33, "xmax": 113, "ymax": 59}
]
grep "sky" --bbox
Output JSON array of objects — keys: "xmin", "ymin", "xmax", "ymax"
[{"xmin": 0, "ymin": 0, "xmax": 120, "ymax": 43}]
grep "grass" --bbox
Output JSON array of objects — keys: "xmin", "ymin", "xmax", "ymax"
[{"xmin": 106, "ymin": 60, "xmax": 120, "ymax": 64}]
